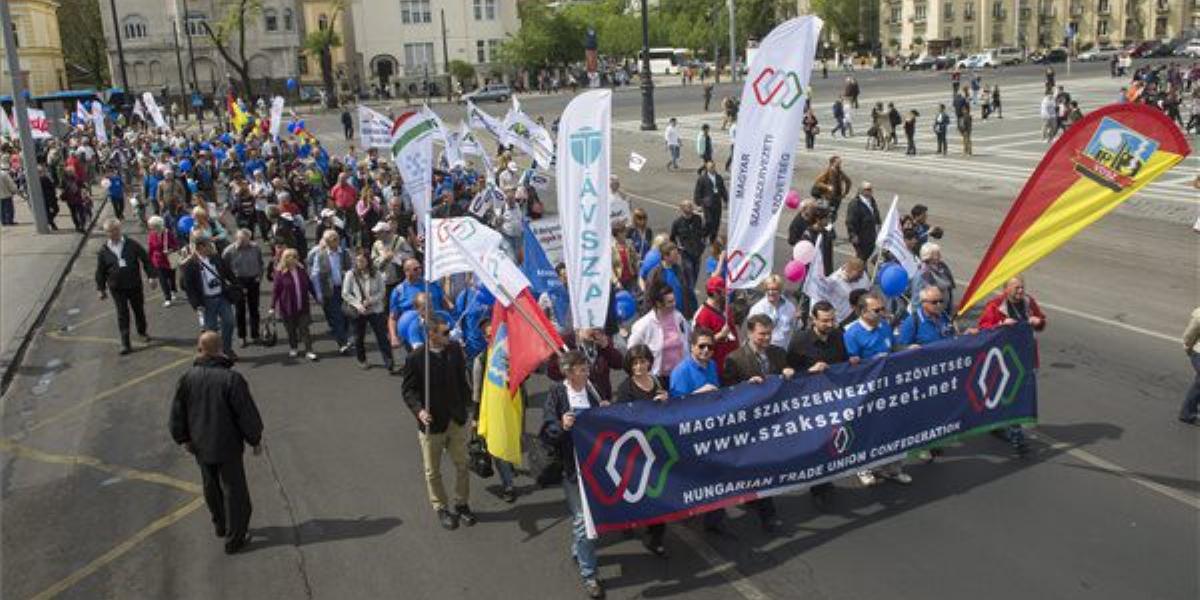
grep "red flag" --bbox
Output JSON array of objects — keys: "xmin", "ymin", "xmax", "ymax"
[{"xmin": 492, "ymin": 289, "xmax": 563, "ymax": 393}]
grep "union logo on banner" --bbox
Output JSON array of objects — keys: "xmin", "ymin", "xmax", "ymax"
[
  {"xmin": 581, "ymin": 426, "xmax": 679, "ymax": 506},
  {"xmin": 965, "ymin": 345, "xmax": 1028, "ymax": 413},
  {"xmin": 1071, "ymin": 117, "xmax": 1158, "ymax": 192},
  {"xmin": 752, "ymin": 67, "xmax": 805, "ymax": 109}
]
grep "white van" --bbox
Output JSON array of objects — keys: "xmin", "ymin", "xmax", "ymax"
[{"xmin": 988, "ymin": 47, "xmax": 1024, "ymax": 65}]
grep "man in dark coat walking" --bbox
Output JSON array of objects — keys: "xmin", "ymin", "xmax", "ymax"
[
  {"xmin": 844, "ymin": 182, "xmax": 881, "ymax": 260},
  {"xmin": 95, "ymin": 218, "xmax": 157, "ymax": 354},
  {"xmin": 692, "ymin": 161, "xmax": 727, "ymax": 246},
  {"xmin": 170, "ymin": 331, "xmax": 263, "ymax": 554}
]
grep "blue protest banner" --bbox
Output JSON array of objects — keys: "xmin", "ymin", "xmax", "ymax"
[
  {"xmin": 521, "ymin": 220, "xmax": 564, "ymax": 297},
  {"xmin": 571, "ymin": 324, "xmax": 1038, "ymax": 536}
]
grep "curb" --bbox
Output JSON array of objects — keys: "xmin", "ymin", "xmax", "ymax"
[{"xmin": 0, "ymin": 201, "xmax": 106, "ymax": 398}]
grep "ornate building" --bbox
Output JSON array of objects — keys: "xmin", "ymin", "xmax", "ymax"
[{"xmin": 0, "ymin": 0, "xmax": 68, "ymax": 96}]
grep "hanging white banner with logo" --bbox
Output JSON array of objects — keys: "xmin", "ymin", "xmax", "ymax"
[
  {"xmin": 504, "ymin": 97, "xmax": 554, "ymax": 166},
  {"xmin": 0, "ymin": 108, "xmax": 15, "ymax": 138},
  {"xmin": 725, "ymin": 16, "xmax": 822, "ymax": 290},
  {"xmin": 390, "ymin": 106, "xmax": 438, "ymax": 226},
  {"xmin": 268, "ymin": 96, "xmax": 285, "ymax": 139},
  {"xmin": 142, "ymin": 92, "xmax": 169, "ymax": 130},
  {"xmin": 556, "ymin": 89, "xmax": 612, "ymax": 329},
  {"xmin": 25, "ymin": 109, "xmax": 53, "ymax": 139},
  {"xmin": 428, "ymin": 216, "xmax": 504, "ymax": 280},
  {"xmin": 358, "ymin": 105, "xmax": 394, "ymax": 149},
  {"xmin": 466, "ymin": 101, "xmax": 506, "ymax": 145},
  {"xmin": 876, "ymin": 195, "xmax": 919, "ymax": 278},
  {"xmin": 90, "ymin": 102, "xmax": 108, "ymax": 143}
]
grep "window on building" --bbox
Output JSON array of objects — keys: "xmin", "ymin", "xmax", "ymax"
[
  {"xmin": 1098, "ymin": 19, "xmax": 1109, "ymax": 35},
  {"xmin": 185, "ymin": 13, "xmax": 208, "ymax": 36},
  {"xmin": 1154, "ymin": 17, "xmax": 1167, "ymax": 37},
  {"xmin": 298, "ymin": 52, "xmax": 309, "ymax": 75},
  {"xmin": 1098, "ymin": 0, "xmax": 1110, "ymax": 13},
  {"xmin": 992, "ymin": 1, "xmax": 1005, "ymax": 19},
  {"xmin": 1156, "ymin": 0, "xmax": 1169, "ymax": 10},
  {"xmin": 944, "ymin": 2, "xmax": 954, "ymax": 20},
  {"xmin": 404, "ymin": 42, "xmax": 435, "ymax": 75},
  {"xmin": 963, "ymin": 29, "xmax": 974, "ymax": 46},
  {"xmin": 890, "ymin": 4, "xmax": 901, "ymax": 23},
  {"xmin": 123, "ymin": 17, "xmax": 148, "ymax": 40},
  {"xmin": 264, "ymin": 9, "xmax": 278, "ymax": 32},
  {"xmin": 488, "ymin": 39, "xmax": 501, "ymax": 62},
  {"xmin": 475, "ymin": 40, "xmax": 485, "ymax": 63},
  {"xmin": 9, "ymin": 22, "xmax": 17, "ymax": 48},
  {"xmin": 474, "ymin": 0, "xmax": 497, "ymax": 20},
  {"xmin": 914, "ymin": 3, "xmax": 927, "ymax": 22},
  {"xmin": 318, "ymin": 14, "xmax": 329, "ymax": 30},
  {"xmin": 992, "ymin": 29, "xmax": 1003, "ymax": 44},
  {"xmin": 284, "ymin": 9, "xmax": 294, "ymax": 31},
  {"xmin": 401, "ymin": 0, "xmax": 433, "ymax": 24},
  {"xmin": 964, "ymin": 2, "xmax": 975, "ymax": 21}
]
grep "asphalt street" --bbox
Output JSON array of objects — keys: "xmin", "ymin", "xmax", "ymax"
[{"xmin": 1, "ymin": 61, "xmax": 1197, "ymax": 600}]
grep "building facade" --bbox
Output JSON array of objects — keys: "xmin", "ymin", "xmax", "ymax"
[
  {"xmin": 98, "ymin": 0, "xmax": 303, "ymax": 96},
  {"xmin": 298, "ymin": 1, "xmax": 360, "ymax": 96},
  {"xmin": 881, "ymin": 0, "xmax": 1200, "ymax": 57},
  {"xmin": 349, "ymin": 0, "xmax": 521, "ymax": 97},
  {"xmin": 0, "ymin": 0, "xmax": 68, "ymax": 96}
]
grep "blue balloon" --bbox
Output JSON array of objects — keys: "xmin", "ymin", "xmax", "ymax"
[
  {"xmin": 641, "ymin": 248, "xmax": 662, "ymax": 273},
  {"xmin": 287, "ymin": 78, "xmax": 298, "ymax": 91},
  {"xmin": 297, "ymin": 145, "xmax": 312, "ymax": 158},
  {"xmin": 615, "ymin": 290, "xmax": 637, "ymax": 321},
  {"xmin": 705, "ymin": 256, "xmax": 719, "ymax": 275},
  {"xmin": 220, "ymin": 133, "xmax": 234, "ymax": 144},
  {"xmin": 475, "ymin": 285, "xmax": 495, "ymax": 306},
  {"xmin": 396, "ymin": 310, "xmax": 420, "ymax": 340},
  {"xmin": 213, "ymin": 148, "xmax": 227, "ymax": 162},
  {"xmin": 187, "ymin": 180, "xmax": 199, "ymax": 193},
  {"xmin": 176, "ymin": 215, "xmax": 195, "ymax": 237},
  {"xmin": 878, "ymin": 263, "xmax": 909, "ymax": 298},
  {"xmin": 179, "ymin": 159, "xmax": 192, "ymax": 173}
]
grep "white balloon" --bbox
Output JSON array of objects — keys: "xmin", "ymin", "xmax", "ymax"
[{"xmin": 792, "ymin": 240, "xmax": 817, "ymax": 264}]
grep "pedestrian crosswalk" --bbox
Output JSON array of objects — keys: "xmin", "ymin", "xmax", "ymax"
[{"xmin": 614, "ymin": 73, "xmax": 1199, "ymax": 213}]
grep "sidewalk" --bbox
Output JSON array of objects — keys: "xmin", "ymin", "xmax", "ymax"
[{"xmin": 0, "ymin": 195, "xmax": 100, "ymax": 393}]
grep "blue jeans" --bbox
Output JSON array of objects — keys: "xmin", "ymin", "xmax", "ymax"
[
  {"xmin": 201, "ymin": 296, "xmax": 236, "ymax": 355},
  {"xmin": 563, "ymin": 478, "xmax": 597, "ymax": 580},
  {"xmin": 1181, "ymin": 352, "xmax": 1200, "ymax": 420},
  {"xmin": 0, "ymin": 196, "xmax": 14, "ymax": 224},
  {"xmin": 321, "ymin": 289, "xmax": 349, "ymax": 346},
  {"xmin": 496, "ymin": 459, "xmax": 516, "ymax": 489}
]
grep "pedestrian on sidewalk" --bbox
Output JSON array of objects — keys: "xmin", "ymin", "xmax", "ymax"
[
  {"xmin": 341, "ymin": 250, "xmax": 395, "ymax": 371},
  {"xmin": 803, "ymin": 106, "xmax": 819, "ymax": 149},
  {"xmin": 307, "ymin": 229, "xmax": 354, "ymax": 354},
  {"xmin": 0, "ymin": 163, "xmax": 17, "ymax": 226},
  {"xmin": 664, "ymin": 118, "xmax": 681, "ymax": 170},
  {"xmin": 958, "ymin": 104, "xmax": 973, "ymax": 156},
  {"xmin": 402, "ymin": 315, "xmax": 476, "ymax": 530},
  {"xmin": 903, "ymin": 109, "xmax": 918, "ymax": 156},
  {"xmin": 933, "ymin": 104, "xmax": 950, "ymax": 155},
  {"xmin": 703, "ymin": 83, "xmax": 714, "ymax": 111},
  {"xmin": 146, "ymin": 216, "xmax": 180, "ymax": 306},
  {"xmin": 102, "ymin": 167, "xmax": 126, "ymax": 221},
  {"xmin": 341, "ymin": 108, "xmax": 354, "ymax": 140},
  {"xmin": 38, "ymin": 164, "xmax": 60, "ymax": 230},
  {"xmin": 271, "ymin": 248, "xmax": 319, "ymax": 361},
  {"xmin": 96, "ymin": 218, "xmax": 157, "ymax": 354},
  {"xmin": 62, "ymin": 166, "xmax": 91, "ymax": 232},
  {"xmin": 1180, "ymin": 307, "xmax": 1200, "ymax": 425},
  {"xmin": 696, "ymin": 123, "xmax": 713, "ymax": 164},
  {"xmin": 170, "ymin": 330, "xmax": 264, "ymax": 555},
  {"xmin": 180, "ymin": 234, "xmax": 239, "ymax": 360},
  {"xmin": 223, "ymin": 230, "xmax": 265, "ymax": 348}
]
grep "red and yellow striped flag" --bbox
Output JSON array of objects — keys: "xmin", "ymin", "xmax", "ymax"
[{"xmin": 957, "ymin": 103, "xmax": 1191, "ymax": 316}]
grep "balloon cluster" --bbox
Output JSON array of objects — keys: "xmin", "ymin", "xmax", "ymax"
[{"xmin": 784, "ymin": 240, "xmax": 816, "ymax": 282}]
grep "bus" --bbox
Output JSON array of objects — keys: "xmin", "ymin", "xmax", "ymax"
[{"xmin": 639, "ymin": 48, "xmax": 691, "ymax": 75}]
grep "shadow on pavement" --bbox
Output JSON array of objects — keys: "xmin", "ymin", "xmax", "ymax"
[{"xmin": 246, "ymin": 516, "xmax": 403, "ymax": 552}]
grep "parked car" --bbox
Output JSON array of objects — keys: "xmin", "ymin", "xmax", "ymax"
[
  {"xmin": 989, "ymin": 46, "xmax": 1024, "ymax": 65},
  {"xmin": 903, "ymin": 55, "xmax": 939, "ymax": 70},
  {"xmin": 1178, "ymin": 39, "xmax": 1200, "ymax": 58},
  {"xmin": 956, "ymin": 54, "xmax": 993, "ymax": 69},
  {"xmin": 1031, "ymin": 48, "xmax": 1069, "ymax": 64},
  {"xmin": 1129, "ymin": 40, "xmax": 1162, "ymax": 57},
  {"xmin": 1079, "ymin": 45, "xmax": 1120, "ymax": 62},
  {"xmin": 460, "ymin": 83, "xmax": 511, "ymax": 104}
]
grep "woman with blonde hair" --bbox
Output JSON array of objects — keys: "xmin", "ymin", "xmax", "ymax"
[{"xmin": 271, "ymin": 248, "xmax": 319, "ymax": 361}]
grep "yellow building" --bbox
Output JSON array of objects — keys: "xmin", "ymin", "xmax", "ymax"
[
  {"xmin": 299, "ymin": 1, "xmax": 359, "ymax": 94},
  {"xmin": 0, "ymin": 0, "xmax": 67, "ymax": 96}
]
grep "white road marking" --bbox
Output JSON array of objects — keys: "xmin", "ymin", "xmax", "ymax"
[
  {"xmin": 671, "ymin": 526, "xmax": 772, "ymax": 600},
  {"xmin": 1034, "ymin": 432, "xmax": 1200, "ymax": 511}
]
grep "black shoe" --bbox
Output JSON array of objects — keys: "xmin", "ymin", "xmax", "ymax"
[
  {"xmin": 240, "ymin": 338, "xmax": 249, "ymax": 348},
  {"xmin": 760, "ymin": 516, "xmax": 783, "ymax": 533},
  {"xmin": 438, "ymin": 508, "xmax": 459, "ymax": 530},
  {"xmin": 224, "ymin": 534, "xmax": 249, "ymax": 554},
  {"xmin": 226, "ymin": 349, "xmax": 238, "ymax": 362},
  {"xmin": 214, "ymin": 523, "xmax": 226, "ymax": 538},
  {"xmin": 642, "ymin": 537, "xmax": 667, "ymax": 557},
  {"xmin": 455, "ymin": 504, "xmax": 477, "ymax": 527},
  {"xmin": 501, "ymin": 486, "xmax": 517, "ymax": 503},
  {"xmin": 140, "ymin": 334, "xmax": 152, "ymax": 343},
  {"xmin": 581, "ymin": 578, "xmax": 605, "ymax": 599},
  {"xmin": 1180, "ymin": 415, "xmax": 1198, "ymax": 425},
  {"xmin": 119, "ymin": 346, "xmax": 133, "ymax": 355},
  {"xmin": 811, "ymin": 488, "xmax": 833, "ymax": 513},
  {"xmin": 1012, "ymin": 440, "xmax": 1030, "ymax": 457}
]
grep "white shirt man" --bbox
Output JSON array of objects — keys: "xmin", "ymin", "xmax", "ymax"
[{"xmin": 747, "ymin": 277, "xmax": 797, "ymax": 349}]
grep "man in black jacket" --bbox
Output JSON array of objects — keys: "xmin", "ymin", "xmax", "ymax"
[
  {"xmin": 722, "ymin": 314, "xmax": 795, "ymax": 533},
  {"xmin": 170, "ymin": 331, "xmax": 263, "ymax": 554},
  {"xmin": 402, "ymin": 316, "xmax": 476, "ymax": 530},
  {"xmin": 692, "ymin": 161, "xmax": 727, "ymax": 246},
  {"xmin": 95, "ymin": 218, "xmax": 157, "ymax": 354},
  {"xmin": 180, "ymin": 235, "xmax": 239, "ymax": 359},
  {"xmin": 844, "ymin": 182, "xmax": 881, "ymax": 260},
  {"xmin": 669, "ymin": 201, "xmax": 706, "ymax": 289}
]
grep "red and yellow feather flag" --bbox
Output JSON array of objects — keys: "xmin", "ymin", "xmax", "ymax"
[{"xmin": 957, "ymin": 103, "xmax": 1190, "ymax": 316}]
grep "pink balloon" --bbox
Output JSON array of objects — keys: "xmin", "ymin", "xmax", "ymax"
[
  {"xmin": 784, "ymin": 189, "xmax": 801, "ymax": 209},
  {"xmin": 783, "ymin": 260, "xmax": 807, "ymax": 282}
]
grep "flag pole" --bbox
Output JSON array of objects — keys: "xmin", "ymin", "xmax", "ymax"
[{"xmin": 422, "ymin": 210, "xmax": 432, "ymax": 434}]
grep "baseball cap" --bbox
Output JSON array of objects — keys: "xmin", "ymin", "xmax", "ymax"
[{"xmin": 706, "ymin": 276, "xmax": 726, "ymax": 296}]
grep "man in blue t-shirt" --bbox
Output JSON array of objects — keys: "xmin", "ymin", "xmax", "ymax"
[
  {"xmin": 669, "ymin": 326, "xmax": 720, "ymax": 398},
  {"xmin": 896, "ymin": 286, "xmax": 957, "ymax": 348},
  {"xmin": 843, "ymin": 293, "xmax": 894, "ymax": 363}
]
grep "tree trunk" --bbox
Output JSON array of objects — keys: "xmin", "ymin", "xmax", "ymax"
[{"xmin": 321, "ymin": 49, "xmax": 337, "ymax": 108}]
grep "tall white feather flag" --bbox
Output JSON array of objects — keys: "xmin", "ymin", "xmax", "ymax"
[{"xmin": 876, "ymin": 195, "xmax": 919, "ymax": 278}]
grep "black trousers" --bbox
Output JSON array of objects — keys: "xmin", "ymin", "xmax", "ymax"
[
  {"xmin": 353, "ymin": 312, "xmax": 394, "ymax": 366},
  {"xmin": 111, "ymin": 286, "xmax": 147, "ymax": 345},
  {"xmin": 233, "ymin": 277, "xmax": 261, "ymax": 340},
  {"xmin": 936, "ymin": 132, "xmax": 948, "ymax": 154},
  {"xmin": 198, "ymin": 455, "xmax": 252, "ymax": 541}
]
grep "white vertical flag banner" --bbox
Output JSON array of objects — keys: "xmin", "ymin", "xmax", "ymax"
[
  {"xmin": 91, "ymin": 102, "xmax": 108, "ymax": 143},
  {"xmin": 133, "ymin": 98, "xmax": 146, "ymax": 122},
  {"xmin": 504, "ymin": 97, "xmax": 554, "ymax": 166},
  {"xmin": 268, "ymin": 96, "xmax": 286, "ymax": 138},
  {"xmin": 802, "ymin": 234, "xmax": 850, "ymax": 319},
  {"xmin": 358, "ymin": 105, "xmax": 394, "ymax": 149},
  {"xmin": 426, "ymin": 108, "xmax": 463, "ymax": 167},
  {"xmin": 25, "ymin": 109, "xmax": 53, "ymax": 139},
  {"xmin": 466, "ymin": 101, "xmax": 506, "ymax": 145},
  {"xmin": 876, "ymin": 195, "xmax": 919, "ymax": 277},
  {"xmin": 556, "ymin": 89, "xmax": 612, "ymax": 329},
  {"xmin": 428, "ymin": 216, "xmax": 504, "ymax": 280},
  {"xmin": 142, "ymin": 92, "xmax": 169, "ymax": 130},
  {"xmin": 0, "ymin": 107, "xmax": 17, "ymax": 138},
  {"xmin": 390, "ymin": 106, "xmax": 438, "ymax": 227},
  {"xmin": 725, "ymin": 16, "xmax": 822, "ymax": 290}
]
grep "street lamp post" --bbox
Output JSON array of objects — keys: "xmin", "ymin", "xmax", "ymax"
[
  {"xmin": 638, "ymin": 0, "xmax": 656, "ymax": 131},
  {"xmin": 108, "ymin": 0, "xmax": 130, "ymax": 90}
]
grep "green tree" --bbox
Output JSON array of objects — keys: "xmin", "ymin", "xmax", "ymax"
[
  {"xmin": 497, "ymin": 1, "xmax": 583, "ymax": 70},
  {"xmin": 449, "ymin": 59, "xmax": 477, "ymax": 89},
  {"xmin": 58, "ymin": 0, "xmax": 110, "ymax": 88},
  {"xmin": 811, "ymin": 0, "xmax": 861, "ymax": 51},
  {"xmin": 302, "ymin": 0, "xmax": 344, "ymax": 108},
  {"xmin": 201, "ymin": 0, "xmax": 262, "ymax": 97}
]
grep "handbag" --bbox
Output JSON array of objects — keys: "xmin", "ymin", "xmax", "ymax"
[
  {"xmin": 468, "ymin": 434, "xmax": 495, "ymax": 479},
  {"xmin": 262, "ymin": 311, "xmax": 278, "ymax": 347},
  {"xmin": 198, "ymin": 258, "xmax": 244, "ymax": 303}
]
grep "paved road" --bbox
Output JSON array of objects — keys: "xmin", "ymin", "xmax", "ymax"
[{"xmin": 2, "ymin": 60, "xmax": 1197, "ymax": 599}]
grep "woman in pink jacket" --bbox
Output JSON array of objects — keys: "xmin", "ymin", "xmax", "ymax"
[{"xmin": 146, "ymin": 216, "xmax": 180, "ymax": 306}]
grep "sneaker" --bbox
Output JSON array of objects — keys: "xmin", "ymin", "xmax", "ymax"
[
  {"xmin": 163, "ymin": 299, "xmax": 173, "ymax": 308},
  {"xmin": 885, "ymin": 470, "xmax": 913, "ymax": 485},
  {"xmin": 339, "ymin": 343, "xmax": 352, "ymax": 355},
  {"xmin": 455, "ymin": 504, "xmax": 477, "ymax": 527},
  {"xmin": 288, "ymin": 350, "xmax": 299, "ymax": 358},
  {"xmin": 581, "ymin": 578, "xmax": 605, "ymax": 599},
  {"xmin": 916, "ymin": 450, "xmax": 934, "ymax": 463},
  {"xmin": 437, "ymin": 508, "xmax": 459, "ymax": 530},
  {"xmin": 856, "ymin": 470, "xmax": 877, "ymax": 487},
  {"xmin": 119, "ymin": 346, "xmax": 133, "ymax": 356},
  {"xmin": 1180, "ymin": 415, "xmax": 1198, "ymax": 425},
  {"xmin": 305, "ymin": 352, "xmax": 319, "ymax": 361},
  {"xmin": 501, "ymin": 486, "xmax": 517, "ymax": 503},
  {"xmin": 140, "ymin": 334, "xmax": 152, "ymax": 343},
  {"xmin": 642, "ymin": 537, "xmax": 666, "ymax": 557},
  {"xmin": 357, "ymin": 360, "xmax": 369, "ymax": 370}
]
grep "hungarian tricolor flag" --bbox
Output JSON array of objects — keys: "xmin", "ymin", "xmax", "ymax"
[
  {"xmin": 957, "ymin": 104, "xmax": 1190, "ymax": 316},
  {"xmin": 389, "ymin": 108, "xmax": 438, "ymax": 157}
]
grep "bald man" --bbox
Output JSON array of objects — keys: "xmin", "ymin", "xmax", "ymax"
[{"xmin": 170, "ymin": 332, "xmax": 264, "ymax": 554}]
